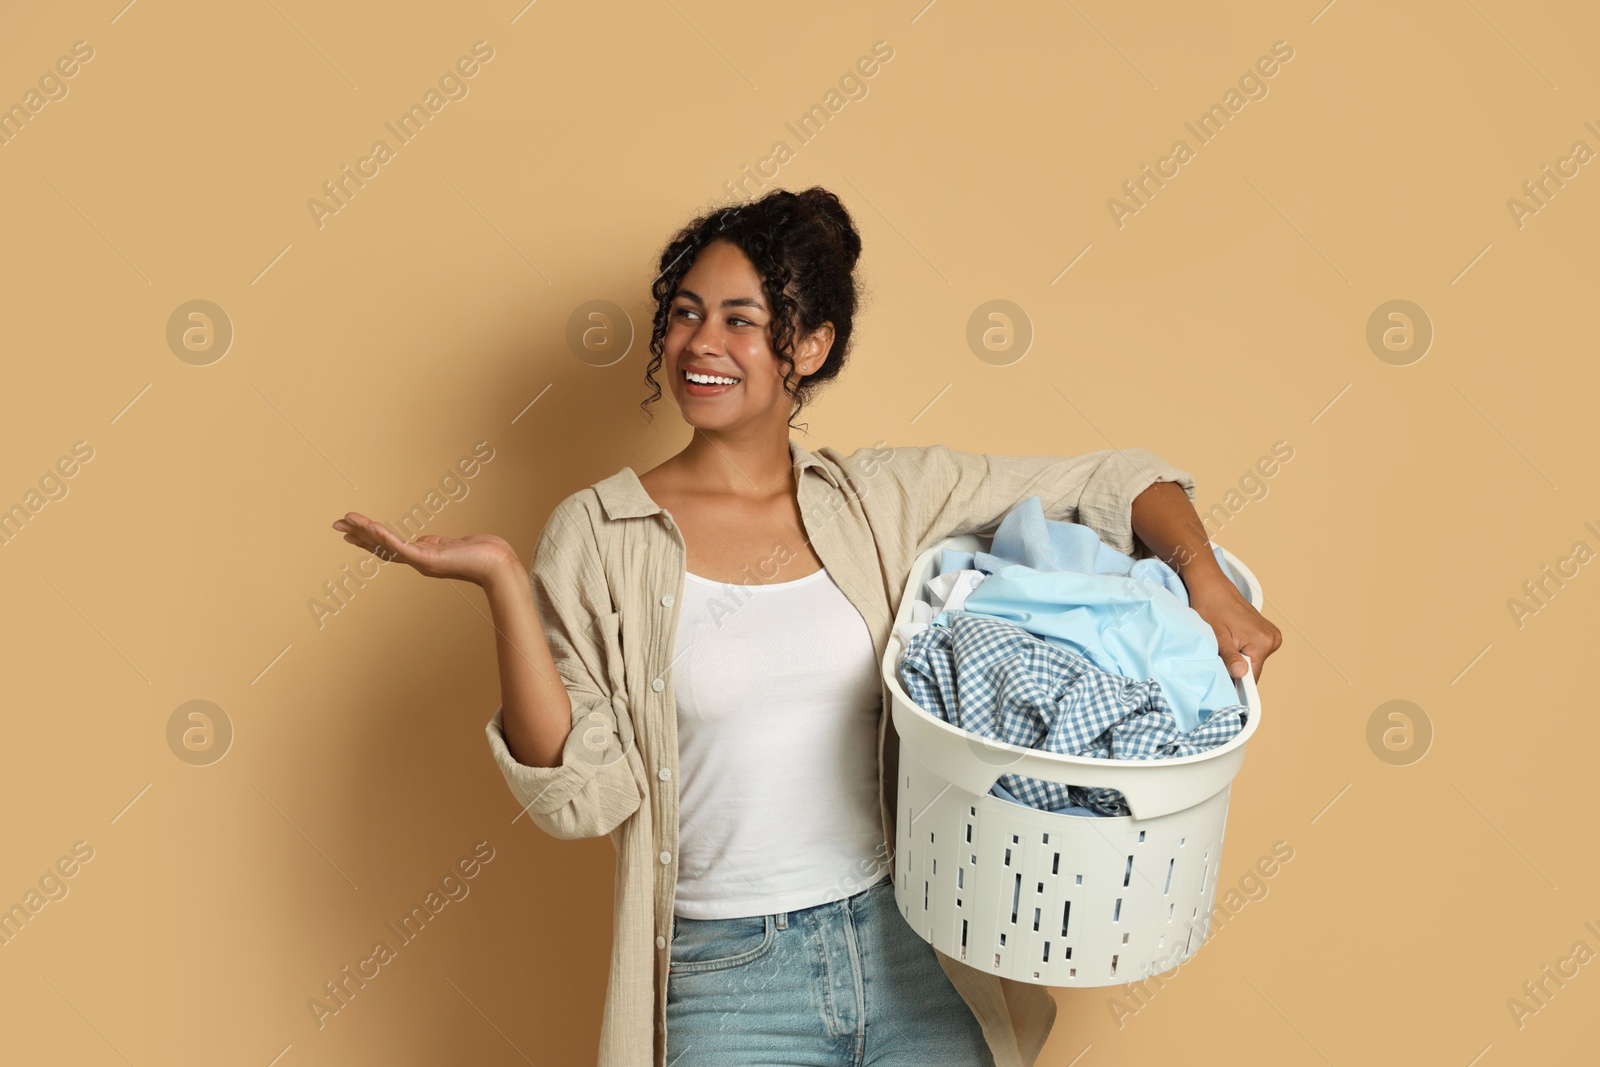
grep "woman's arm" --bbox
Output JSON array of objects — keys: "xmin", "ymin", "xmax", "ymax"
[
  {"xmin": 332, "ymin": 505, "xmax": 643, "ymax": 839},
  {"xmin": 1130, "ymin": 480, "xmax": 1283, "ymax": 682},
  {"xmin": 482, "ymin": 560, "xmax": 574, "ymax": 769},
  {"xmin": 331, "ymin": 515, "xmax": 576, "ymax": 765},
  {"xmin": 850, "ymin": 443, "xmax": 1197, "ymax": 559},
  {"xmin": 836, "ymin": 440, "xmax": 1282, "ymax": 681},
  {"xmin": 1129, "ymin": 479, "xmax": 1228, "ymax": 586}
]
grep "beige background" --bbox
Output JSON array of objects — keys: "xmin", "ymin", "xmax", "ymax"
[{"xmin": 1, "ymin": 0, "xmax": 1594, "ymax": 1063}]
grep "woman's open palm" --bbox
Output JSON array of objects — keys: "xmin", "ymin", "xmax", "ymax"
[{"xmin": 332, "ymin": 512, "xmax": 521, "ymax": 585}]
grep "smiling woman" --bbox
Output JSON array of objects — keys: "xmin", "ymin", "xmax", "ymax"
[
  {"xmin": 330, "ymin": 183, "xmax": 1281, "ymax": 1067},
  {"xmin": 641, "ymin": 186, "xmax": 861, "ymax": 435}
]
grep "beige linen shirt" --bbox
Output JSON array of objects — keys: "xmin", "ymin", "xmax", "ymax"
[{"xmin": 486, "ymin": 438, "xmax": 1197, "ymax": 1067}]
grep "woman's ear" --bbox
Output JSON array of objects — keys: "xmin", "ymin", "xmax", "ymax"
[{"xmin": 798, "ymin": 322, "xmax": 835, "ymax": 374}]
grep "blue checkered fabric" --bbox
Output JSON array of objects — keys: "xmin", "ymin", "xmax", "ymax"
[{"xmin": 897, "ymin": 612, "xmax": 1248, "ymax": 816}]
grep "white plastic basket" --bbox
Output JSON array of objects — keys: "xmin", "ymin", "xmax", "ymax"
[{"xmin": 883, "ymin": 533, "xmax": 1264, "ymax": 987}]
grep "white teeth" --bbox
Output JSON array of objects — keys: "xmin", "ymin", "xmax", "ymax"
[{"xmin": 685, "ymin": 370, "xmax": 739, "ymax": 385}]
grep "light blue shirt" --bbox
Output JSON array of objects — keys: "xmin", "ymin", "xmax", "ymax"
[{"xmin": 937, "ymin": 493, "xmax": 1229, "ymax": 607}]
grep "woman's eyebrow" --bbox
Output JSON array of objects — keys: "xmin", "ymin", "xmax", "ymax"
[{"xmin": 675, "ymin": 288, "xmax": 767, "ymax": 311}]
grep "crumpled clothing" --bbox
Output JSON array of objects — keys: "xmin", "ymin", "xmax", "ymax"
[
  {"xmin": 936, "ymin": 493, "xmax": 1233, "ymax": 607},
  {"xmin": 938, "ymin": 562, "xmax": 1239, "ymax": 734},
  {"xmin": 911, "ymin": 495, "xmax": 1243, "ymax": 733},
  {"xmin": 897, "ymin": 612, "xmax": 1248, "ymax": 816},
  {"xmin": 988, "ymin": 778, "xmax": 1107, "ymax": 818},
  {"xmin": 892, "ymin": 567, "xmax": 987, "ymax": 648}
]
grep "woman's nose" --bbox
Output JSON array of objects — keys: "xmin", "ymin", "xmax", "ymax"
[{"xmin": 688, "ymin": 324, "xmax": 725, "ymax": 353}]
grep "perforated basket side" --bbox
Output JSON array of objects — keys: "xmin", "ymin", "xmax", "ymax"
[{"xmin": 894, "ymin": 746, "xmax": 1233, "ymax": 987}]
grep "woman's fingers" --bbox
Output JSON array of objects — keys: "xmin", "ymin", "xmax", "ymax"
[
  {"xmin": 334, "ymin": 513, "xmax": 412, "ymax": 564},
  {"xmin": 330, "ymin": 514, "xmax": 516, "ymax": 584},
  {"xmin": 1232, "ymin": 637, "xmax": 1263, "ymax": 683},
  {"xmin": 1219, "ymin": 638, "xmax": 1251, "ymax": 681},
  {"xmin": 371, "ymin": 527, "xmax": 416, "ymax": 564},
  {"xmin": 334, "ymin": 511, "xmax": 374, "ymax": 532},
  {"xmin": 1191, "ymin": 588, "xmax": 1280, "ymax": 685},
  {"xmin": 1236, "ymin": 622, "xmax": 1281, "ymax": 683}
]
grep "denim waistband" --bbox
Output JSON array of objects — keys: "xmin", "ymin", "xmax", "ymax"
[{"xmin": 767, "ymin": 872, "xmax": 892, "ymax": 931}]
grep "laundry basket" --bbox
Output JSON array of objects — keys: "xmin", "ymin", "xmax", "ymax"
[{"xmin": 883, "ymin": 533, "xmax": 1264, "ymax": 988}]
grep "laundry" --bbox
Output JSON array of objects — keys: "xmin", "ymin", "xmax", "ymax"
[
  {"xmin": 939, "ymin": 493, "xmax": 1231, "ymax": 606},
  {"xmin": 897, "ymin": 612, "xmax": 1248, "ymax": 816},
  {"xmin": 943, "ymin": 566, "xmax": 1239, "ymax": 735},
  {"xmin": 892, "ymin": 567, "xmax": 986, "ymax": 647},
  {"xmin": 906, "ymin": 496, "xmax": 1242, "ymax": 734},
  {"xmin": 987, "ymin": 779, "xmax": 1106, "ymax": 818}
]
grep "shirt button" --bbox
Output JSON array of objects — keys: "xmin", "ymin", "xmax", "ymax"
[
  {"xmin": 651, "ymin": 677, "xmax": 665, "ymax": 692},
  {"xmin": 656, "ymin": 935, "xmax": 666, "ymax": 949},
  {"xmin": 663, "ymin": 516, "xmax": 674, "ymax": 530},
  {"xmin": 659, "ymin": 851, "xmax": 672, "ymax": 865},
  {"xmin": 658, "ymin": 767, "xmax": 672, "ymax": 781},
  {"xmin": 661, "ymin": 593, "xmax": 674, "ymax": 607}
]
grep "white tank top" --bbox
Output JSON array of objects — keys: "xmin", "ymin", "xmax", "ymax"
[{"xmin": 671, "ymin": 566, "xmax": 890, "ymax": 919}]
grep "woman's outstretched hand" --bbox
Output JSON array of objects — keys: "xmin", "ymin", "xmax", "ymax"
[
  {"xmin": 335, "ymin": 511, "xmax": 572, "ymax": 769},
  {"xmin": 332, "ymin": 512, "xmax": 523, "ymax": 586},
  {"xmin": 1186, "ymin": 574, "xmax": 1282, "ymax": 684}
]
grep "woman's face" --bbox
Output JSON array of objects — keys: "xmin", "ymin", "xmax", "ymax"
[{"xmin": 662, "ymin": 238, "xmax": 827, "ymax": 431}]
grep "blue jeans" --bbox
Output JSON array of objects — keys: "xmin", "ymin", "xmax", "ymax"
[{"xmin": 665, "ymin": 875, "xmax": 996, "ymax": 1066}]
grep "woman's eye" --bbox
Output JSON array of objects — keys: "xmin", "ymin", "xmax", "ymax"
[{"xmin": 673, "ymin": 308, "xmax": 755, "ymax": 328}]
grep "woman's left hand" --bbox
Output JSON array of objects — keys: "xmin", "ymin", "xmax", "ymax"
[{"xmin": 1186, "ymin": 574, "xmax": 1282, "ymax": 683}]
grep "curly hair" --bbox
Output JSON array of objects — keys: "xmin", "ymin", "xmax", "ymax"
[{"xmin": 640, "ymin": 185, "xmax": 864, "ymax": 433}]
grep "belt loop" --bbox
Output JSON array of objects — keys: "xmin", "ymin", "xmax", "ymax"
[{"xmin": 775, "ymin": 910, "xmax": 788, "ymax": 931}]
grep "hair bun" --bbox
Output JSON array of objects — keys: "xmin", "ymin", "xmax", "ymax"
[{"xmin": 796, "ymin": 186, "xmax": 861, "ymax": 265}]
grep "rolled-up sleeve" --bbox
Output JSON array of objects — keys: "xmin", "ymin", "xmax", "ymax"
[
  {"xmin": 883, "ymin": 444, "xmax": 1197, "ymax": 559},
  {"xmin": 484, "ymin": 495, "xmax": 643, "ymax": 841}
]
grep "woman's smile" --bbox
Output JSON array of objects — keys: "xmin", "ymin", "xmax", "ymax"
[{"xmin": 681, "ymin": 365, "xmax": 743, "ymax": 396}]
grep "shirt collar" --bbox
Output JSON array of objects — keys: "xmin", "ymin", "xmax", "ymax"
[{"xmin": 594, "ymin": 438, "xmax": 838, "ymax": 522}]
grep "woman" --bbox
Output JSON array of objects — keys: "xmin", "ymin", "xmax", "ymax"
[{"xmin": 333, "ymin": 186, "xmax": 1281, "ymax": 1067}]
